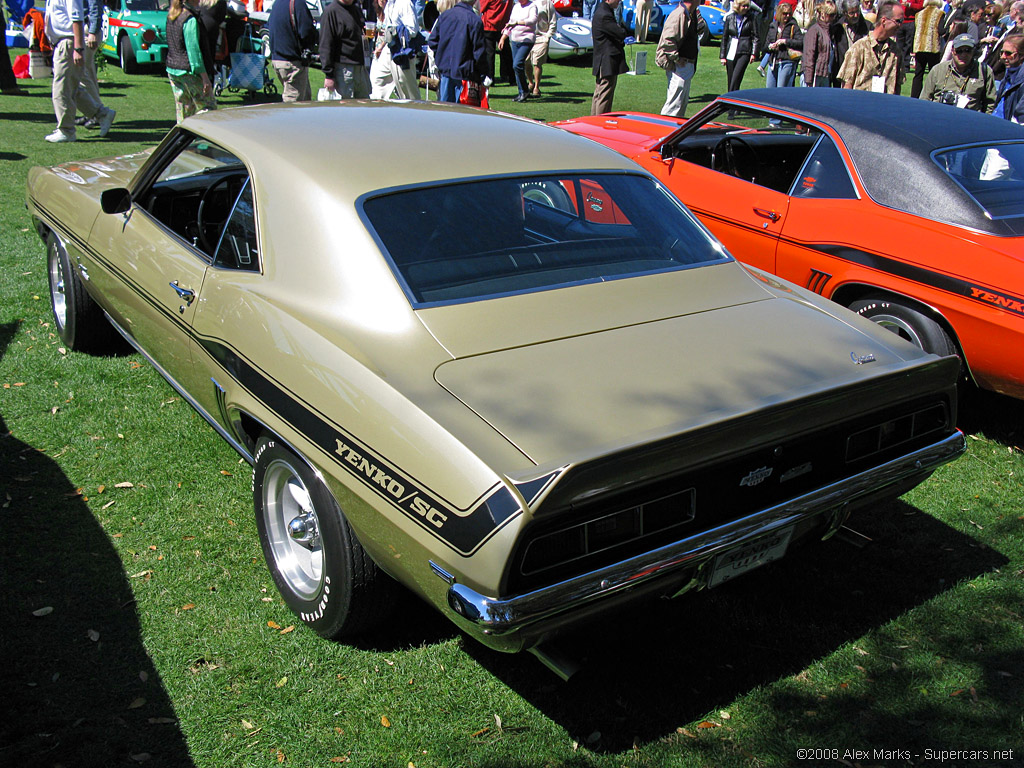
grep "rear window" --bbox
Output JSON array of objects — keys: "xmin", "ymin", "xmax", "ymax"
[
  {"xmin": 934, "ymin": 143, "xmax": 1024, "ymax": 221},
  {"xmin": 362, "ymin": 174, "xmax": 729, "ymax": 306}
]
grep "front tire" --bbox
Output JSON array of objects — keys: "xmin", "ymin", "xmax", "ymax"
[
  {"xmin": 849, "ymin": 298, "xmax": 957, "ymax": 358},
  {"xmin": 253, "ymin": 436, "xmax": 395, "ymax": 639},
  {"xmin": 119, "ymin": 35, "xmax": 139, "ymax": 74},
  {"xmin": 46, "ymin": 231, "xmax": 112, "ymax": 353}
]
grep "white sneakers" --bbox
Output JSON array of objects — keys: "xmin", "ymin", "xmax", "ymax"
[
  {"xmin": 45, "ymin": 130, "xmax": 76, "ymax": 143},
  {"xmin": 46, "ymin": 108, "xmax": 114, "ymax": 141}
]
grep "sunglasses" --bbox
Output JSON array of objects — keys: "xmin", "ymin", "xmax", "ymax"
[{"xmin": 955, "ymin": 46, "xmax": 974, "ymax": 53}]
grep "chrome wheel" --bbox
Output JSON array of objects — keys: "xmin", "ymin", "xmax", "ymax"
[
  {"xmin": 869, "ymin": 312, "xmax": 925, "ymax": 348},
  {"xmin": 262, "ymin": 457, "xmax": 323, "ymax": 601},
  {"xmin": 48, "ymin": 236, "xmax": 67, "ymax": 333}
]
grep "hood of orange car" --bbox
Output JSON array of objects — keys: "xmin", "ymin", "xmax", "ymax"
[{"xmin": 551, "ymin": 113, "xmax": 685, "ymax": 157}]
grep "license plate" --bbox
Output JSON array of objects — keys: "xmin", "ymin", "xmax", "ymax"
[{"xmin": 708, "ymin": 526, "xmax": 794, "ymax": 588}]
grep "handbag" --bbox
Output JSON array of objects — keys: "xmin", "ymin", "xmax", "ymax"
[
  {"xmin": 459, "ymin": 80, "xmax": 488, "ymax": 109},
  {"xmin": 230, "ymin": 52, "xmax": 265, "ymax": 90},
  {"xmin": 229, "ymin": 23, "xmax": 264, "ymax": 91}
]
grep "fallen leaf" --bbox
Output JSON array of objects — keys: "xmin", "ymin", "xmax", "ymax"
[
  {"xmin": 182, "ymin": 603, "xmax": 195, "ymax": 611},
  {"xmin": 696, "ymin": 721, "xmax": 720, "ymax": 729},
  {"xmin": 115, "ymin": 482, "xmax": 134, "ymax": 488},
  {"xmin": 275, "ymin": 677, "xmax": 288, "ymax": 688},
  {"xmin": 951, "ymin": 689, "xmax": 964, "ymax": 697},
  {"xmin": 128, "ymin": 697, "xmax": 146, "ymax": 709},
  {"xmin": 268, "ymin": 620, "xmax": 281, "ymax": 629},
  {"xmin": 279, "ymin": 625, "xmax": 295, "ymax": 635},
  {"xmin": 148, "ymin": 545, "xmax": 157, "ymax": 551},
  {"xmin": 470, "ymin": 727, "xmax": 490, "ymax": 738},
  {"xmin": 129, "ymin": 753, "xmax": 151, "ymax": 763},
  {"xmin": 679, "ymin": 727, "xmax": 698, "ymax": 739},
  {"xmin": 88, "ymin": 629, "xmax": 100, "ymax": 642},
  {"xmin": 718, "ymin": 710, "xmax": 731, "ymax": 720},
  {"xmin": 32, "ymin": 607, "xmax": 54, "ymax": 617},
  {"xmin": 50, "ymin": 406, "xmax": 59, "ymax": 415},
  {"xmin": 242, "ymin": 719, "xmax": 255, "ymax": 730},
  {"xmin": 381, "ymin": 715, "xmax": 391, "ymax": 727},
  {"xmin": 495, "ymin": 714, "xmax": 502, "ymax": 731},
  {"xmin": 220, "ymin": 470, "xmax": 232, "ymax": 476},
  {"xmin": 139, "ymin": 671, "xmax": 148, "ymax": 682},
  {"xmin": 329, "ymin": 757, "xmax": 349, "ymax": 764}
]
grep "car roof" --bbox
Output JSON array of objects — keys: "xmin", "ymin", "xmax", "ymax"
[
  {"xmin": 719, "ymin": 88, "xmax": 1024, "ymax": 235},
  {"xmin": 182, "ymin": 101, "xmax": 641, "ymax": 199}
]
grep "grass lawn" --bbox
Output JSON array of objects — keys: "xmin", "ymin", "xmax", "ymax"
[{"xmin": 2, "ymin": 43, "xmax": 1023, "ymax": 768}]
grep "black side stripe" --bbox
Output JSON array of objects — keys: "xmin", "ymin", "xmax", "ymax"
[
  {"xmin": 199, "ymin": 339, "xmax": 523, "ymax": 557},
  {"xmin": 810, "ymin": 243, "xmax": 1024, "ymax": 318}
]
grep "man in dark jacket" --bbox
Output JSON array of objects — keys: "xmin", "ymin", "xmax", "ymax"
[
  {"xmin": 270, "ymin": 0, "xmax": 318, "ymax": 100},
  {"xmin": 320, "ymin": 0, "xmax": 370, "ymax": 98},
  {"xmin": 427, "ymin": 0, "xmax": 486, "ymax": 102},
  {"xmin": 591, "ymin": 0, "xmax": 628, "ymax": 114}
]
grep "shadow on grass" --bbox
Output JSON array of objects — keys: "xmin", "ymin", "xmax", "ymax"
[
  {"xmin": 0, "ymin": 322, "xmax": 195, "ymax": 767},
  {"xmin": 464, "ymin": 496, "xmax": 1009, "ymax": 753}
]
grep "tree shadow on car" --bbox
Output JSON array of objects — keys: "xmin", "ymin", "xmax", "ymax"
[
  {"xmin": 0, "ymin": 322, "xmax": 196, "ymax": 767},
  {"xmin": 463, "ymin": 496, "xmax": 1008, "ymax": 753}
]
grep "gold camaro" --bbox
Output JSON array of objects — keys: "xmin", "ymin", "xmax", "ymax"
[{"xmin": 27, "ymin": 102, "xmax": 965, "ymax": 676}]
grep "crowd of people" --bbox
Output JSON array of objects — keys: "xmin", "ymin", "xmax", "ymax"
[
  {"xmin": 6, "ymin": 0, "xmax": 1023, "ymax": 142},
  {"xmin": 696, "ymin": 0, "xmax": 1024, "ymax": 117}
]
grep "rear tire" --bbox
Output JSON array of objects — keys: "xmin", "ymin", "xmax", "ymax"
[
  {"xmin": 253, "ymin": 436, "xmax": 396, "ymax": 639},
  {"xmin": 849, "ymin": 298, "xmax": 957, "ymax": 358},
  {"xmin": 46, "ymin": 231, "xmax": 112, "ymax": 353},
  {"xmin": 119, "ymin": 35, "xmax": 139, "ymax": 74}
]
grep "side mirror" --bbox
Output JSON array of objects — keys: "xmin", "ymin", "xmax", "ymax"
[{"xmin": 100, "ymin": 187, "xmax": 131, "ymax": 214}]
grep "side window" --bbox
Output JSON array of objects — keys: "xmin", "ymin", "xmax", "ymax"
[
  {"xmin": 791, "ymin": 137, "xmax": 857, "ymax": 199},
  {"xmin": 670, "ymin": 106, "xmax": 822, "ymax": 193},
  {"xmin": 136, "ymin": 135, "xmax": 250, "ymax": 259},
  {"xmin": 213, "ymin": 179, "xmax": 260, "ymax": 271}
]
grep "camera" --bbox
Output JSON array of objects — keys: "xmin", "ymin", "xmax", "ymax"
[{"xmin": 936, "ymin": 90, "xmax": 959, "ymax": 106}]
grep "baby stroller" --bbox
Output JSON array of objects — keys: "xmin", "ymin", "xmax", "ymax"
[{"xmin": 226, "ymin": 22, "xmax": 277, "ymax": 98}]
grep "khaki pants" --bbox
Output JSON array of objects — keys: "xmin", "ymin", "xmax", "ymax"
[
  {"xmin": 273, "ymin": 59, "xmax": 311, "ymax": 102},
  {"xmin": 591, "ymin": 73, "xmax": 618, "ymax": 116},
  {"xmin": 52, "ymin": 38, "xmax": 102, "ymax": 135}
]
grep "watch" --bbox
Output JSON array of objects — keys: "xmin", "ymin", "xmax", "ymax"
[{"xmin": 75, "ymin": 47, "xmax": 84, "ymax": 52}]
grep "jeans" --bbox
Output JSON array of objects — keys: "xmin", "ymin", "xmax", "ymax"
[
  {"xmin": 583, "ymin": 0, "xmax": 599, "ymax": 20},
  {"xmin": 438, "ymin": 75, "xmax": 461, "ymax": 102},
  {"xmin": 510, "ymin": 39, "xmax": 531, "ymax": 96},
  {"xmin": 767, "ymin": 58, "xmax": 796, "ymax": 87}
]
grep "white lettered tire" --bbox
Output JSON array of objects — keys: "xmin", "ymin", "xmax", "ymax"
[{"xmin": 253, "ymin": 436, "xmax": 395, "ymax": 639}]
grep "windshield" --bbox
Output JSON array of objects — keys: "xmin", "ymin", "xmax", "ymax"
[
  {"xmin": 934, "ymin": 143, "xmax": 1024, "ymax": 221},
  {"xmin": 123, "ymin": 0, "xmax": 169, "ymax": 11},
  {"xmin": 362, "ymin": 174, "xmax": 730, "ymax": 306}
]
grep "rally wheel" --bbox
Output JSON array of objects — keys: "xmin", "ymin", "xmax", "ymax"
[{"xmin": 253, "ymin": 436, "xmax": 396, "ymax": 639}]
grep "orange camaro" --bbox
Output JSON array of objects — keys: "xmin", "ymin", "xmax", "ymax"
[{"xmin": 553, "ymin": 88, "xmax": 1024, "ymax": 400}]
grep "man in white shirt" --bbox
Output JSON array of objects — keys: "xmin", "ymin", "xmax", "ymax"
[{"xmin": 45, "ymin": 0, "xmax": 114, "ymax": 142}]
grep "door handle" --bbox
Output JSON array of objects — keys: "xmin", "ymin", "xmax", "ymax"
[
  {"xmin": 169, "ymin": 281, "xmax": 195, "ymax": 311},
  {"xmin": 753, "ymin": 207, "xmax": 781, "ymax": 223}
]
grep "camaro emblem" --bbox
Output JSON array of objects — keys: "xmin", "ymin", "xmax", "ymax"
[
  {"xmin": 851, "ymin": 351, "xmax": 877, "ymax": 365},
  {"xmin": 740, "ymin": 466, "xmax": 774, "ymax": 487}
]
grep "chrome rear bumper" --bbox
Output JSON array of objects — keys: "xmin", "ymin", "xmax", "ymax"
[{"xmin": 444, "ymin": 431, "xmax": 965, "ymax": 652}]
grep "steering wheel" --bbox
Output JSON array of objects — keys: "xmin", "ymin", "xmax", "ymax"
[
  {"xmin": 711, "ymin": 135, "xmax": 762, "ymax": 183},
  {"xmin": 196, "ymin": 175, "xmax": 238, "ymax": 254}
]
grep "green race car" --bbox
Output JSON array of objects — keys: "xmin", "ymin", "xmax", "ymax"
[{"xmin": 101, "ymin": 0, "xmax": 169, "ymax": 73}]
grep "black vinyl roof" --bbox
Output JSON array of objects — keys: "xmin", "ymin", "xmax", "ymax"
[{"xmin": 719, "ymin": 88, "xmax": 1024, "ymax": 235}]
